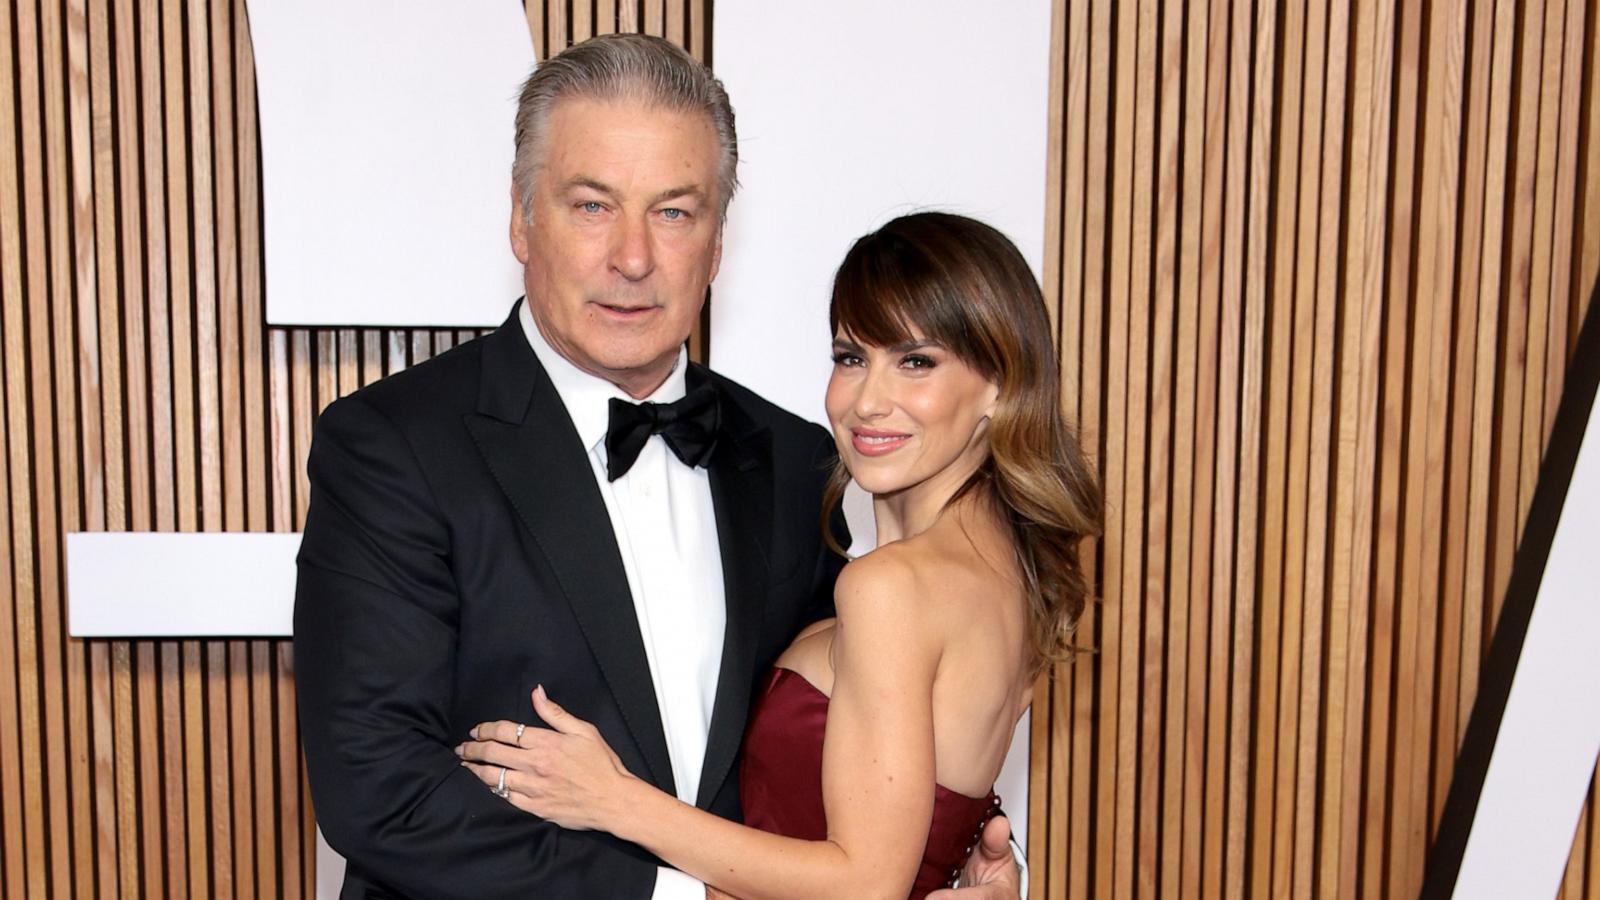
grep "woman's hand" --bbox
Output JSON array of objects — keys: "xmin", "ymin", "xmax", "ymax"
[{"xmin": 457, "ymin": 685, "xmax": 637, "ymax": 832}]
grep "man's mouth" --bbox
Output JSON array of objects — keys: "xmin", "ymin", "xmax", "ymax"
[{"xmin": 593, "ymin": 301, "xmax": 658, "ymax": 319}]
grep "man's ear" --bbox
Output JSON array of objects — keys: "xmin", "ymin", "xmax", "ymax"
[{"xmin": 510, "ymin": 182, "xmax": 531, "ymax": 264}]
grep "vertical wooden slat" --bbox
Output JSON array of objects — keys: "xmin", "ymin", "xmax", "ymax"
[
  {"xmin": 1158, "ymin": 0, "xmax": 1203, "ymax": 890},
  {"xmin": 1544, "ymin": 0, "xmax": 1589, "ymax": 429},
  {"xmin": 64, "ymin": 1, "xmax": 103, "ymax": 892},
  {"xmin": 665, "ymin": 0, "xmax": 684, "ymax": 49},
  {"xmin": 1031, "ymin": 0, "xmax": 1068, "ymax": 892},
  {"xmin": 1195, "ymin": 1, "xmax": 1230, "ymax": 896},
  {"xmin": 1253, "ymin": 0, "xmax": 1305, "ymax": 888},
  {"xmin": 1522, "ymin": 0, "xmax": 1566, "ymax": 477},
  {"xmin": 1230, "ymin": 3, "xmax": 1273, "ymax": 894},
  {"xmin": 17, "ymin": 0, "xmax": 75, "ymax": 890},
  {"xmin": 1580, "ymin": 0, "xmax": 1600, "ymax": 313},
  {"xmin": 645, "ymin": 0, "xmax": 664, "ymax": 39},
  {"xmin": 1589, "ymin": 771, "xmax": 1600, "ymax": 897},
  {"xmin": 1145, "ymin": 0, "xmax": 1180, "ymax": 895},
  {"xmin": 1383, "ymin": 0, "xmax": 1430, "ymax": 892},
  {"xmin": 1065, "ymin": 3, "xmax": 1097, "ymax": 897},
  {"xmin": 0, "ymin": 0, "xmax": 33, "ymax": 894},
  {"xmin": 1121, "ymin": 0, "xmax": 1156, "ymax": 893},
  {"xmin": 1491, "ymin": 0, "xmax": 1543, "ymax": 637},
  {"xmin": 1299, "ymin": 1, "xmax": 1350, "ymax": 892},
  {"xmin": 41, "ymin": 0, "xmax": 92, "ymax": 883},
  {"xmin": 1280, "ymin": 3, "xmax": 1333, "ymax": 893},
  {"xmin": 1441, "ymin": 0, "xmax": 1499, "ymax": 833},
  {"xmin": 1101, "ymin": 0, "xmax": 1136, "ymax": 891},
  {"xmin": 1179, "ymin": 1, "xmax": 1220, "ymax": 895}
]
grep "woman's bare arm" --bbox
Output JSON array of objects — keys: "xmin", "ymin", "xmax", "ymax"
[{"xmin": 459, "ymin": 553, "xmax": 941, "ymax": 900}]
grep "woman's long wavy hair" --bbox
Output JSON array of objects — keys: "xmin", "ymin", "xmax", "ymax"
[{"xmin": 822, "ymin": 212, "xmax": 1103, "ymax": 676}]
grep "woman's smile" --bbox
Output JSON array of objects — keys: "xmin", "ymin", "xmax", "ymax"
[{"xmin": 850, "ymin": 427, "xmax": 913, "ymax": 456}]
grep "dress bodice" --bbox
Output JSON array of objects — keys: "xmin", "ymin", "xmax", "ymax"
[{"xmin": 739, "ymin": 666, "xmax": 1002, "ymax": 899}]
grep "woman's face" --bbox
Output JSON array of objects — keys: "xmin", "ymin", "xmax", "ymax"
[{"xmin": 825, "ymin": 328, "xmax": 1000, "ymax": 498}]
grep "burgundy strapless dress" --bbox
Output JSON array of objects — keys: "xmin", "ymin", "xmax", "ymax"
[{"xmin": 739, "ymin": 667, "xmax": 1002, "ymax": 899}]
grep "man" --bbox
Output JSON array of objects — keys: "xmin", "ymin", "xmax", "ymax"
[{"xmin": 294, "ymin": 34, "xmax": 1018, "ymax": 898}]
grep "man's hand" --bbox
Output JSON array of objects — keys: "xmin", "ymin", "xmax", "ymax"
[{"xmin": 926, "ymin": 814, "xmax": 1022, "ymax": 899}]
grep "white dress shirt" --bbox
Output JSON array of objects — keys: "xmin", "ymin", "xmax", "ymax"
[{"xmin": 520, "ymin": 302, "xmax": 720, "ymax": 899}]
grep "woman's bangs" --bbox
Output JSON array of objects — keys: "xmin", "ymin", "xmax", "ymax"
[{"xmin": 830, "ymin": 259, "xmax": 928, "ymax": 347}]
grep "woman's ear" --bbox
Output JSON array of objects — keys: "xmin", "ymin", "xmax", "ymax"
[{"xmin": 983, "ymin": 381, "xmax": 1001, "ymax": 419}]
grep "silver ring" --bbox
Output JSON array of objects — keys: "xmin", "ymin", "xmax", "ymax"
[
  {"xmin": 515, "ymin": 722, "xmax": 525, "ymax": 742},
  {"xmin": 493, "ymin": 765, "xmax": 509, "ymax": 798}
]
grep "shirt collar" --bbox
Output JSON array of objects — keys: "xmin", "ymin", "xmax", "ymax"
[{"xmin": 518, "ymin": 298, "xmax": 689, "ymax": 453}]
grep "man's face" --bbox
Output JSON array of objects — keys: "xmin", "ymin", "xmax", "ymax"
[{"xmin": 511, "ymin": 97, "xmax": 724, "ymax": 398}]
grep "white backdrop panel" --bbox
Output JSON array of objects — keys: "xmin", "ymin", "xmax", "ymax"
[
  {"xmin": 1453, "ymin": 397, "xmax": 1600, "ymax": 898},
  {"xmin": 712, "ymin": 0, "xmax": 1054, "ymax": 847},
  {"xmin": 248, "ymin": 0, "xmax": 533, "ymax": 326},
  {"xmin": 66, "ymin": 532, "xmax": 301, "ymax": 637},
  {"xmin": 711, "ymin": 0, "xmax": 1053, "ymax": 424}
]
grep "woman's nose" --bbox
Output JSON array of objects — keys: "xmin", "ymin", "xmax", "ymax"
[{"xmin": 853, "ymin": 365, "xmax": 893, "ymax": 418}]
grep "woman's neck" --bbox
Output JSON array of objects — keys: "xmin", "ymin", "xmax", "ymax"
[{"xmin": 871, "ymin": 447, "xmax": 989, "ymax": 545}]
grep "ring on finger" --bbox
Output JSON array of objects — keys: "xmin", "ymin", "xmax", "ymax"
[
  {"xmin": 515, "ymin": 722, "xmax": 525, "ymax": 742},
  {"xmin": 493, "ymin": 765, "xmax": 510, "ymax": 798}
]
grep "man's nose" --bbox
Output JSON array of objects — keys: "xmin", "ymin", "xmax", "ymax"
[{"xmin": 610, "ymin": 215, "xmax": 655, "ymax": 281}]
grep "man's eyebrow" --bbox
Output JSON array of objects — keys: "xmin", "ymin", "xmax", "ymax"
[
  {"xmin": 649, "ymin": 184, "xmax": 707, "ymax": 205},
  {"xmin": 563, "ymin": 178, "xmax": 707, "ymax": 207},
  {"xmin": 566, "ymin": 176, "xmax": 618, "ymax": 196}
]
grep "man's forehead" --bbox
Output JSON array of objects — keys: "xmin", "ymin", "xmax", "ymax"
[
  {"xmin": 545, "ymin": 94, "xmax": 716, "ymax": 138},
  {"xmin": 538, "ymin": 99, "xmax": 720, "ymax": 195}
]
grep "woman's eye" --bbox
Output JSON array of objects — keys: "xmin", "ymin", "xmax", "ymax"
[
  {"xmin": 902, "ymin": 354, "xmax": 937, "ymax": 370},
  {"xmin": 831, "ymin": 352, "xmax": 864, "ymax": 367}
]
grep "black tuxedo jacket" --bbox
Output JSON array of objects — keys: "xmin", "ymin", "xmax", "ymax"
[{"xmin": 294, "ymin": 307, "xmax": 845, "ymax": 899}]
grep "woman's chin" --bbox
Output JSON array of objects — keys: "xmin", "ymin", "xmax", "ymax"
[{"xmin": 849, "ymin": 471, "xmax": 911, "ymax": 497}]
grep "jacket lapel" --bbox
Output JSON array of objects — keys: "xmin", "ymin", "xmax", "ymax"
[
  {"xmin": 693, "ymin": 366, "xmax": 775, "ymax": 809},
  {"xmin": 462, "ymin": 311, "xmax": 676, "ymax": 795}
]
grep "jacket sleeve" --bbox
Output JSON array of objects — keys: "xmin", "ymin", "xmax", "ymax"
[{"xmin": 293, "ymin": 394, "xmax": 656, "ymax": 899}]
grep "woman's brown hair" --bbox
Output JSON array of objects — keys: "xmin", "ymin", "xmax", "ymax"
[{"xmin": 823, "ymin": 212, "xmax": 1102, "ymax": 675}]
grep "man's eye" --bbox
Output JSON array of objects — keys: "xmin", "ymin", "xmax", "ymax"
[
  {"xmin": 578, "ymin": 201, "xmax": 605, "ymax": 214},
  {"xmin": 661, "ymin": 208, "xmax": 686, "ymax": 221}
]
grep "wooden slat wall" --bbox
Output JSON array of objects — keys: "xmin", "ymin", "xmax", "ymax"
[
  {"xmin": 0, "ymin": 1, "xmax": 705, "ymax": 895},
  {"xmin": 7, "ymin": 0, "xmax": 1600, "ymax": 897},
  {"xmin": 1028, "ymin": 0, "xmax": 1600, "ymax": 898}
]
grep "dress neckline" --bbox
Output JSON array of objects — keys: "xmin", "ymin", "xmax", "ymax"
[{"xmin": 768, "ymin": 666, "xmax": 997, "ymax": 805}]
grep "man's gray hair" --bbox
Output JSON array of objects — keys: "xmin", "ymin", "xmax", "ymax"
[{"xmin": 513, "ymin": 33, "xmax": 739, "ymax": 220}]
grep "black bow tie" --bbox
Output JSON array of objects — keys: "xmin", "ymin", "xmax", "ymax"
[{"xmin": 604, "ymin": 381, "xmax": 721, "ymax": 482}]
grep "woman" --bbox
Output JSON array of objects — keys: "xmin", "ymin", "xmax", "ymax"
[{"xmin": 459, "ymin": 212, "xmax": 1101, "ymax": 899}]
